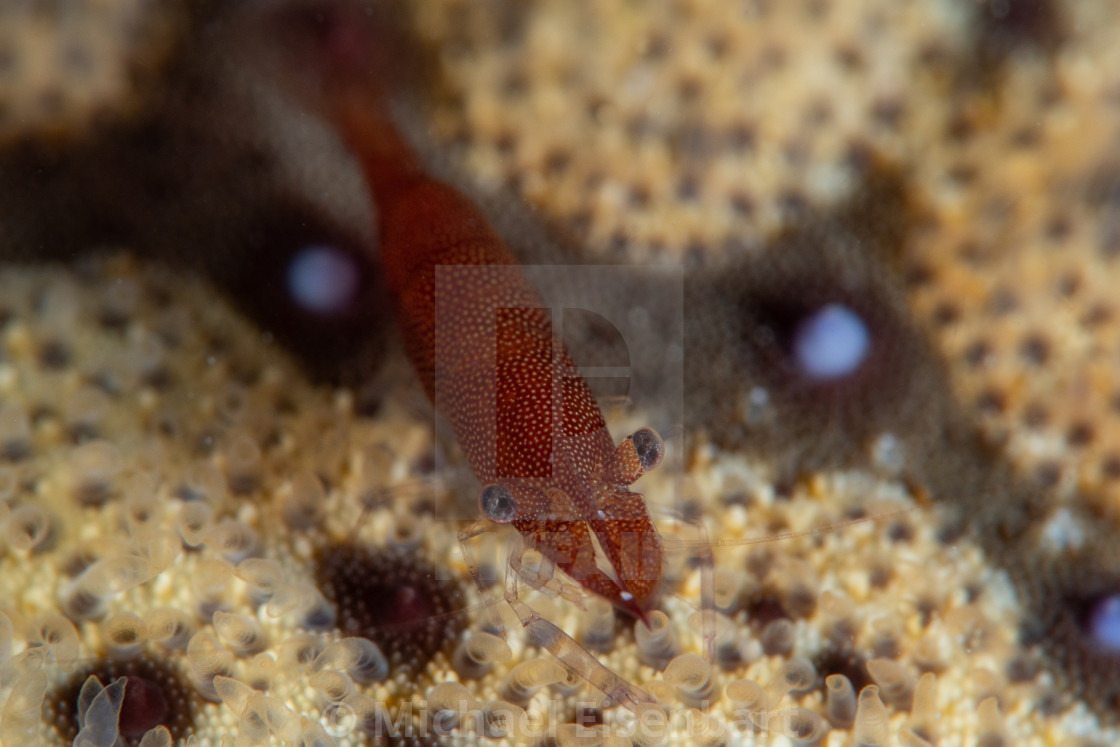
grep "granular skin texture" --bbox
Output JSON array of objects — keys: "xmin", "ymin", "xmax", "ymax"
[{"xmin": 2, "ymin": 1, "xmax": 1120, "ymax": 745}]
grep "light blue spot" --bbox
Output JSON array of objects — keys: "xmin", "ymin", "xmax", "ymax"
[
  {"xmin": 287, "ymin": 245, "xmax": 360, "ymax": 315},
  {"xmin": 1090, "ymin": 594, "xmax": 1120, "ymax": 651},
  {"xmin": 793, "ymin": 303, "xmax": 870, "ymax": 380}
]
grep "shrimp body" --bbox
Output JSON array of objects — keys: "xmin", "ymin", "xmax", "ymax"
[{"xmin": 327, "ymin": 83, "xmax": 664, "ymax": 623}]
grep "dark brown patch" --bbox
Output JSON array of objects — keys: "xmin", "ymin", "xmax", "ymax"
[
  {"xmin": 962, "ymin": 0, "xmax": 1066, "ymax": 93},
  {"xmin": 207, "ymin": 201, "xmax": 392, "ymax": 386},
  {"xmin": 315, "ymin": 543, "xmax": 468, "ymax": 675},
  {"xmin": 1015, "ymin": 554, "xmax": 1120, "ymax": 720},
  {"xmin": 45, "ymin": 656, "xmax": 199, "ymax": 745},
  {"xmin": 813, "ymin": 647, "xmax": 872, "ymax": 694}
]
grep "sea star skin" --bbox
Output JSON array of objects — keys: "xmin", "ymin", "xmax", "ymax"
[{"xmin": 1, "ymin": 1, "xmax": 1120, "ymax": 745}]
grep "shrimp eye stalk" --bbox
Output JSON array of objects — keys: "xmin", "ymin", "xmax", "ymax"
[
  {"xmin": 479, "ymin": 484, "xmax": 517, "ymax": 524},
  {"xmin": 601, "ymin": 427, "xmax": 665, "ymax": 486}
]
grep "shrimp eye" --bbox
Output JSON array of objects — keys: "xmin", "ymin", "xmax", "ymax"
[
  {"xmin": 631, "ymin": 428, "xmax": 664, "ymax": 472},
  {"xmin": 479, "ymin": 484, "xmax": 517, "ymax": 524}
]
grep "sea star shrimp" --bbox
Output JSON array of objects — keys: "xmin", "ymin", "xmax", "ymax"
[{"xmin": 314, "ymin": 5, "xmax": 669, "ymax": 711}]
